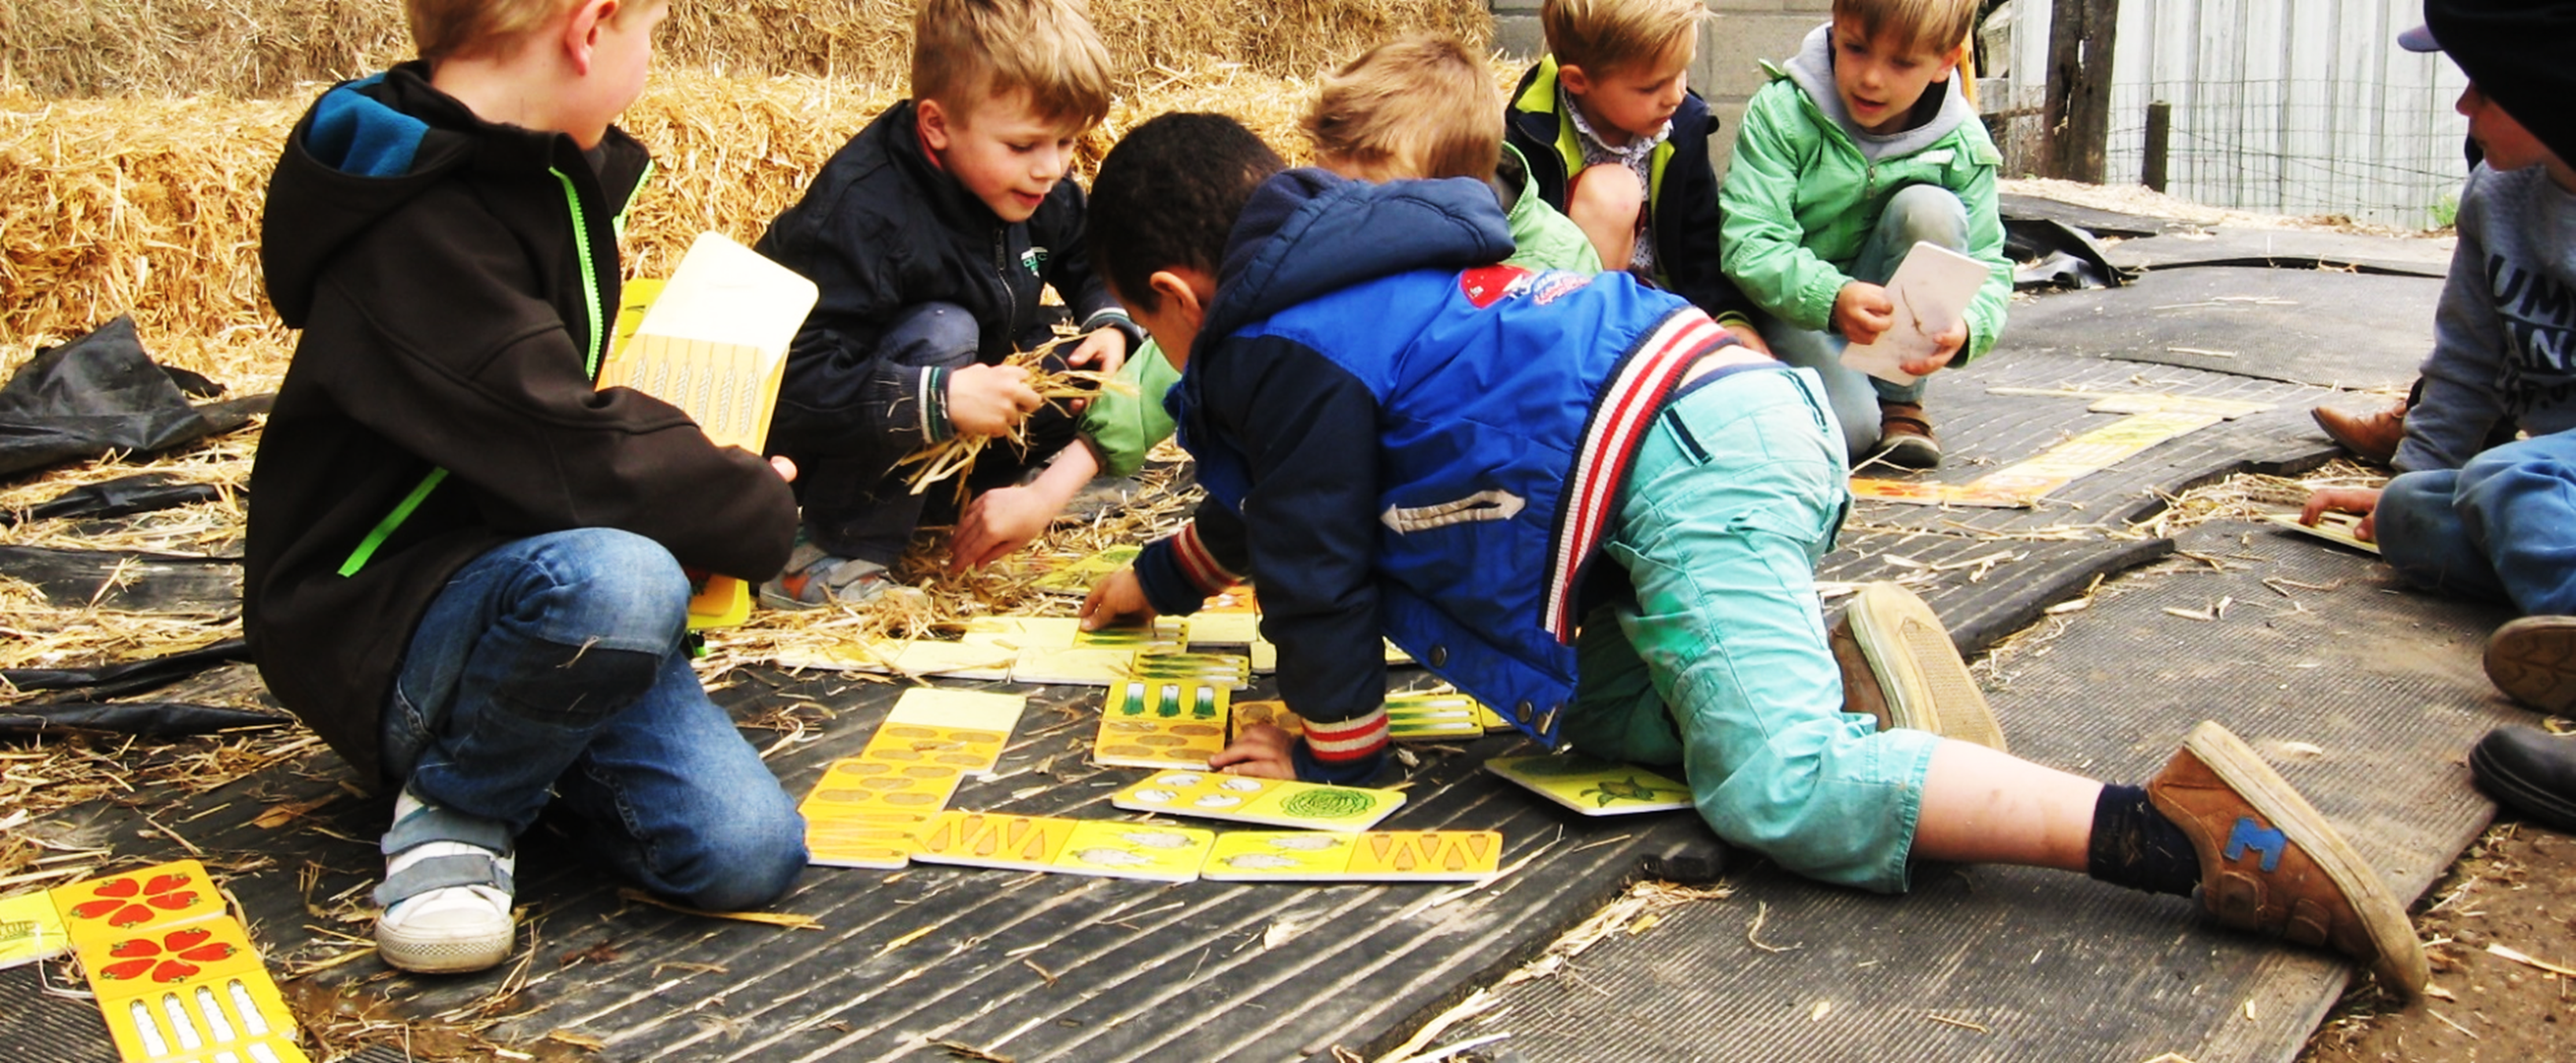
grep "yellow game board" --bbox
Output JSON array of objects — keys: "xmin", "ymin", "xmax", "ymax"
[{"xmin": 1199, "ymin": 830, "xmax": 1503, "ymax": 883}]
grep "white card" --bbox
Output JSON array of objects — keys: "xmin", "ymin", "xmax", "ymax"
[{"xmin": 1839, "ymin": 240, "xmax": 1989, "ymax": 385}]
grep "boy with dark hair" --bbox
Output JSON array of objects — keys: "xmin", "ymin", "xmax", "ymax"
[
  {"xmin": 753, "ymin": 0, "xmax": 1133, "ymax": 607},
  {"xmin": 1083, "ymin": 110, "xmax": 2425, "ymax": 996},
  {"xmin": 252, "ymin": 0, "xmax": 807, "ymax": 974},
  {"xmin": 1719, "ymin": 0, "xmax": 2012, "ymax": 468},
  {"xmin": 1505, "ymin": 0, "xmax": 1765, "ymax": 350}
]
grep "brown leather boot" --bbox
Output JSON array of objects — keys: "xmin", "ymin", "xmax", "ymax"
[
  {"xmin": 1832, "ymin": 582, "xmax": 2007, "ymax": 752},
  {"xmin": 2147, "ymin": 721, "xmax": 2428, "ymax": 994},
  {"xmin": 1871, "ymin": 402, "xmax": 1943, "ymax": 469},
  {"xmin": 2309, "ymin": 399, "xmax": 2407, "ymax": 465}
]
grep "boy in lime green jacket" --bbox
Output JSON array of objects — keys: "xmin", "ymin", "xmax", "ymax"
[{"xmin": 1718, "ymin": 0, "xmax": 2012, "ymax": 470}]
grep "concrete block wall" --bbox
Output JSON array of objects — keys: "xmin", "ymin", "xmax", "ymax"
[{"xmin": 1490, "ymin": 0, "xmax": 1834, "ymax": 179}]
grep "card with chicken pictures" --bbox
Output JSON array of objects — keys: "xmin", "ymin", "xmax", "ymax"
[
  {"xmin": 912, "ymin": 811, "xmax": 1213, "ymax": 883},
  {"xmin": 1199, "ymin": 830, "xmax": 1504, "ymax": 883},
  {"xmin": 1110, "ymin": 769, "xmax": 1405, "ymax": 832},
  {"xmin": 1485, "ymin": 755, "xmax": 1695, "ymax": 816},
  {"xmin": 52, "ymin": 860, "xmax": 227, "ymax": 948},
  {"xmin": 1092, "ymin": 680, "xmax": 1233, "ymax": 769}
]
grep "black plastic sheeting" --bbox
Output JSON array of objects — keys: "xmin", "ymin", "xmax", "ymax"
[
  {"xmin": 2, "ymin": 637, "xmax": 250, "ymax": 700},
  {"xmin": 0, "ymin": 471, "xmax": 227, "ymax": 526},
  {"xmin": 0, "ymin": 546, "xmax": 240, "ymax": 612},
  {"xmin": 0, "ymin": 701, "xmax": 286, "ymax": 737},
  {"xmin": 0, "ymin": 316, "xmax": 271, "ymax": 480}
]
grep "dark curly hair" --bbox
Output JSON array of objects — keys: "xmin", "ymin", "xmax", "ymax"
[{"xmin": 1088, "ymin": 112, "xmax": 1285, "ymax": 312}]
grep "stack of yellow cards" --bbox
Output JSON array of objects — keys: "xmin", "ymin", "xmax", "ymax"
[
  {"xmin": 912, "ymin": 811, "xmax": 1212, "ymax": 883},
  {"xmin": 1111, "ymin": 770, "xmax": 1405, "ymax": 831},
  {"xmin": 1385, "ymin": 691, "xmax": 1510, "ymax": 741},
  {"xmin": 50, "ymin": 859, "xmax": 310, "ymax": 1063},
  {"xmin": 1486, "ymin": 755, "xmax": 1694, "ymax": 816},
  {"xmin": 1200, "ymin": 830, "xmax": 1503, "ymax": 883},
  {"xmin": 598, "ymin": 233, "xmax": 819, "ymax": 630},
  {"xmin": 804, "ymin": 689, "xmax": 1025, "ymax": 870}
]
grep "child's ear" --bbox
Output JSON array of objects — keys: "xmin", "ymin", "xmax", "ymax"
[
  {"xmin": 562, "ymin": 0, "xmax": 617, "ymax": 75},
  {"xmin": 1558, "ymin": 63, "xmax": 1592, "ymax": 97},
  {"xmin": 1939, "ymin": 43, "xmax": 1968, "ymax": 81},
  {"xmin": 1149, "ymin": 270, "xmax": 1208, "ymax": 330},
  {"xmin": 917, "ymin": 98, "xmax": 955, "ymax": 154}
]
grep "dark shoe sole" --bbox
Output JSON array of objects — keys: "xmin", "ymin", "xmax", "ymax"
[
  {"xmin": 1844, "ymin": 583, "xmax": 2006, "ymax": 752},
  {"xmin": 2183, "ymin": 721, "xmax": 2428, "ymax": 994},
  {"xmin": 1869, "ymin": 432, "xmax": 1943, "ymax": 470},
  {"xmin": 2486, "ymin": 617, "xmax": 2576, "ymax": 713},
  {"xmin": 2469, "ymin": 729, "xmax": 2576, "ymax": 833}
]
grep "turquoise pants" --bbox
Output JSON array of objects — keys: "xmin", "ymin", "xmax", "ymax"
[{"xmin": 1563, "ymin": 366, "xmax": 1940, "ymax": 893}]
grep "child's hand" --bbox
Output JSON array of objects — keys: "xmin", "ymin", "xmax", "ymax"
[
  {"xmin": 1834, "ymin": 282, "xmax": 1895, "ymax": 346},
  {"xmin": 950, "ymin": 485, "xmax": 1058, "ymax": 572},
  {"xmin": 1067, "ymin": 327, "xmax": 1128, "ymax": 374},
  {"xmin": 1900, "ymin": 320, "xmax": 1968, "ymax": 376},
  {"xmin": 946, "ymin": 364, "xmax": 1042, "ymax": 436},
  {"xmin": 1079, "ymin": 566, "xmax": 1156, "ymax": 630},
  {"xmin": 769, "ymin": 455, "xmax": 799, "ymax": 483},
  {"xmin": 1209, "ymin": 723, "xmax": 1298, "ymax": 779},
  {"xmin": 2300, "ymin": 486, "xmax": 2383, "ymax": 542}
]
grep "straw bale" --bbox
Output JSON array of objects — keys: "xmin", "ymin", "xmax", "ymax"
[{"xmin": 2, "ymin": 0, "xmax": 1489, "ymax": 100}]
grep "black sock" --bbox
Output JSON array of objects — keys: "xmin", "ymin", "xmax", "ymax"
[{"xmin": 2086, "ymin": 784, "xmax": 2202, "ymax": 897}]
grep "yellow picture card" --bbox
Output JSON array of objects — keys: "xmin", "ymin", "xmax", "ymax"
[
  {"xmin": 1200, "ymin": 584, "xmax": 1259, "ymax": 613},
  {"xmin": 1130, "ymin": 651, "xmax": 1252, "ymax": 689},
  {"xmin": 0, "ymin": 889, "xmax": 67, "ymax": 969},
  {"xmin": 1111, "ymin": 770, "xmax": 1404, "ymax": 832},
  {"xmin": 102, "ymin": 971, "xmax": 302, "ymax": 1063},
  {"xmin": 914, "ymin": 810, "xmax": 1073, "ymax": 871},
  {"xmin": 886, "ymin": 688, "xmax": 1028, "ymax": 738},
  {"xmin": 1199, "ymin": 830, "xmax": 1503, "ymax": 883},
  {"xmin": 963, "ymin": 616, "xmax": 1085, "ymax": 651},
  {"xmin": 1008, "ymin": 645, "xmax": 1136, "ymax": 687},
  {"xmin": 1074, "ymin": 619, "xmax": 1186, "ymax": 651},
  {"xmin": 1092, "ymin": 679, "xmax": 1234, "ymax": 769},
  {"xmin": 1228, "ymin": 699, "xmax": 1305, "ymax": 743},
  {"xmin": 53, "ymin": 860, "xmax": 226, "ymax": 948},
  {"xmin": 799, "ymin": 759, "xmax": 963, "ymax": 817},
  {"xmin": 1485, "ymin": 755, "xmax": 1695, "ymax": 816},
  {"xmin": 684, "ymin": 570, "xmax": 751, "ymax": 631},
  {"xmin": 913, "ymin": 812, "xmax": 1214, "ymax": 883},
  {"xmin": 1184, "ymin": 611, "xmax": 1262, "ymax": 648},
  {"xmin": 76, "ymin": 917, "xmax": 271, "ymax": 1002},
  {"xmin": 1385, "ymin": 692, "xmax": 1488, "ymax": 742},
  {"xmin": 805, "ymin": 807, "xmax": 939, "ymax": 871},
  {"xmin": 1030, "ymin": 545, "xmax": 1142, "ymax": 591},
  {"xmin": 773, "ymin": 638, "xmax": 1016, "ymax": 681},
  {"xmin": 2264, "ymin": 511, "xmax": 2381, "ymax": 555}
]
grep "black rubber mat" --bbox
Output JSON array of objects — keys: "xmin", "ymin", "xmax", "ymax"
[
  {"xmin": 2002, "ymin": 267, "xmax": 2438, "ymax": 391},
  {"xmin": 1475, "ymin": 522, "xmax": 2523, "ymax": 1063},
  {"xmin": 2101, "ymin": 226, "xmax": 2456, "ymax": 279},
  {"xmin": 1999, "ymin": 193, "xmax": 2186, "ymax": 238}
]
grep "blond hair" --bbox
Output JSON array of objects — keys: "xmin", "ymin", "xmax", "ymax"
[
  {"xmin": 1539, "ymin": 0, "xmax": 1704, "ymax": 76},
  {"xmin": 1833, "ymin": 0, "xmax": 1979, "ymax": 55},
  {"xmin": 912, "ymin": 0, "xmax": 1115, "ymax": 130},
  {"xmin": 406, "ymin": 0, "xmax": 573, "ymax": 64},
  {"xmin": 1304, "ymin": 36, "xmax": 1503, "ymax": 182}
]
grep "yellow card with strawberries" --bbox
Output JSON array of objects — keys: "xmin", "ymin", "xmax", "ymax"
[
  {"xmin": 1200, "ymin": 830, "xmax": 1503, "ymax": 883},
  {"xmin": 50, "ymin": 860, "xmax": 310, "ymax": 1063},
  {"xmin": 1092, "ymin": 679, "xmax": 1233, "ymax": 769},
  {"xmin": 913, "ymin": 811, "xmax": 1213, "ymax": 883},
  {"xmin": 1110, "ymin": 769, "xmax": 1405, "ymax": 831},
  {"xmin": 53, "ymin": 860, "xmax": 226, "ymax": 947}
]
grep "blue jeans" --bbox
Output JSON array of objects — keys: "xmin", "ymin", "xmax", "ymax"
[
  {"xmin": 381, "ymin": 529, "xmax": 806, "ymax": 909},
  {"xmin": 2375, "ymin": 429, "xmax": 2576, "ymax": 615},
  {"xmin": 1564, "ymin": 366, "xmax": 1941, "ymax": 893},
  {"xmin": 1756, "ymin": 184, "xmax": 1969, "ymax": 460}
]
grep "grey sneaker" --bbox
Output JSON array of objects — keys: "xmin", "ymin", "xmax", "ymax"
[
  {"xmin": 758, "ymin": 541, "xmax": 894, "ymax": 611},
  {"xmin": 1835, "ymin": 582, "xmax": 2007, "ymax": 752}
]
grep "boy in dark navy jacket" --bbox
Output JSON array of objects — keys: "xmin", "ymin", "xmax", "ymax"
[{"xmin": 1077, "ymin": 112, "xmax": 2426, "ymax": 996}]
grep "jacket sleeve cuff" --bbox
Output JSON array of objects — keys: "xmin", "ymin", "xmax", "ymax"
[
  {"xmin": 1133, "ymin": 523, "xmax": 1238, "ymax": 615},
  {"xmin": 1082, "ymin": 307, "xmax": 1147, "ymax": 349},
  {"xmin": 922, "ymin": 365, "xmax": 953, "ymax": 443},
  {"xmin": 1292, "ymin": 708, "xmax": 1390, "ymax": 784}
]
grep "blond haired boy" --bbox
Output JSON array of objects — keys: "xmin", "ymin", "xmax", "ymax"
[
  {"xmin": 754, "ymin": 0, "xmax": 1135, "ymax": 608},
  {"xmin": 253, "ymin": 0, "xmax": 808, "ymax": 974},
  {"xmin": 1719, "ymin": 0, "xmax": 2012, "ymax": 469},
  {"xmin": 1505, "ymin": 0, "xmax": 1762, "ymax": 346}
]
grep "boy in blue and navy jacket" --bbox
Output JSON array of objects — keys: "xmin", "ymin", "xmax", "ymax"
[{"xmin": 1079, "ymin": 112, "xmax": 2424, "ymax": 997}]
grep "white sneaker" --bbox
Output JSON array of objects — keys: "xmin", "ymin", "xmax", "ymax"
[{"xmin": 374, "ymin": 790, "xmax": 517, "ymax": 974}]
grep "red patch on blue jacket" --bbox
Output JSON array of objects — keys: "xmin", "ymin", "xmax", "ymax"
[{"xmin": 1459, "ymin": 264, "xmax": 1533, "ymax": 307}]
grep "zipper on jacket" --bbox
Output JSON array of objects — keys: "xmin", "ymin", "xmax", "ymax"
[{"xmin": 339, "ymin": 165, "xmax": 616, "ymax": 578}]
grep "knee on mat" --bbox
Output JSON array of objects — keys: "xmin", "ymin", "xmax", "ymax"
[
  {"xmin": 1696, "ymin": 719, "xmax": 1899, "ymax": 889},
  {"xmin": 656, "ymin": 795, "xmax": 808, "ymax": 910},
  {"xmin": 535, "ymin": 530, "xmax": 693, "ymax": 647}
]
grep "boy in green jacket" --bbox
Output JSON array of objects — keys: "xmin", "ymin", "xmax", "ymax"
[{"xmin": 1718, "ymin": 0, "xmax": 2013, "ymax": 469}]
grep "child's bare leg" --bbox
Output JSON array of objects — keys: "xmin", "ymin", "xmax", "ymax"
[
  {"xmin": 1565, "ymin": 162, "xmax": 1642, "ymax": 271},
  {"xmin": 1913, "ymin": 739, "xmax": 2100, "ymax": 871}
]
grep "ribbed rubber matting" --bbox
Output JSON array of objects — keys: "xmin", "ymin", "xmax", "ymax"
[{"xmin": 1477, "ymin": 523, "xmax": 2521, "ymax": 1063}]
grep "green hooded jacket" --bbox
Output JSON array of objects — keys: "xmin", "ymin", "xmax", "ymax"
[{"xmin": 1718, "ymin": 25, "xmax": 2012, "ymax": 362}]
